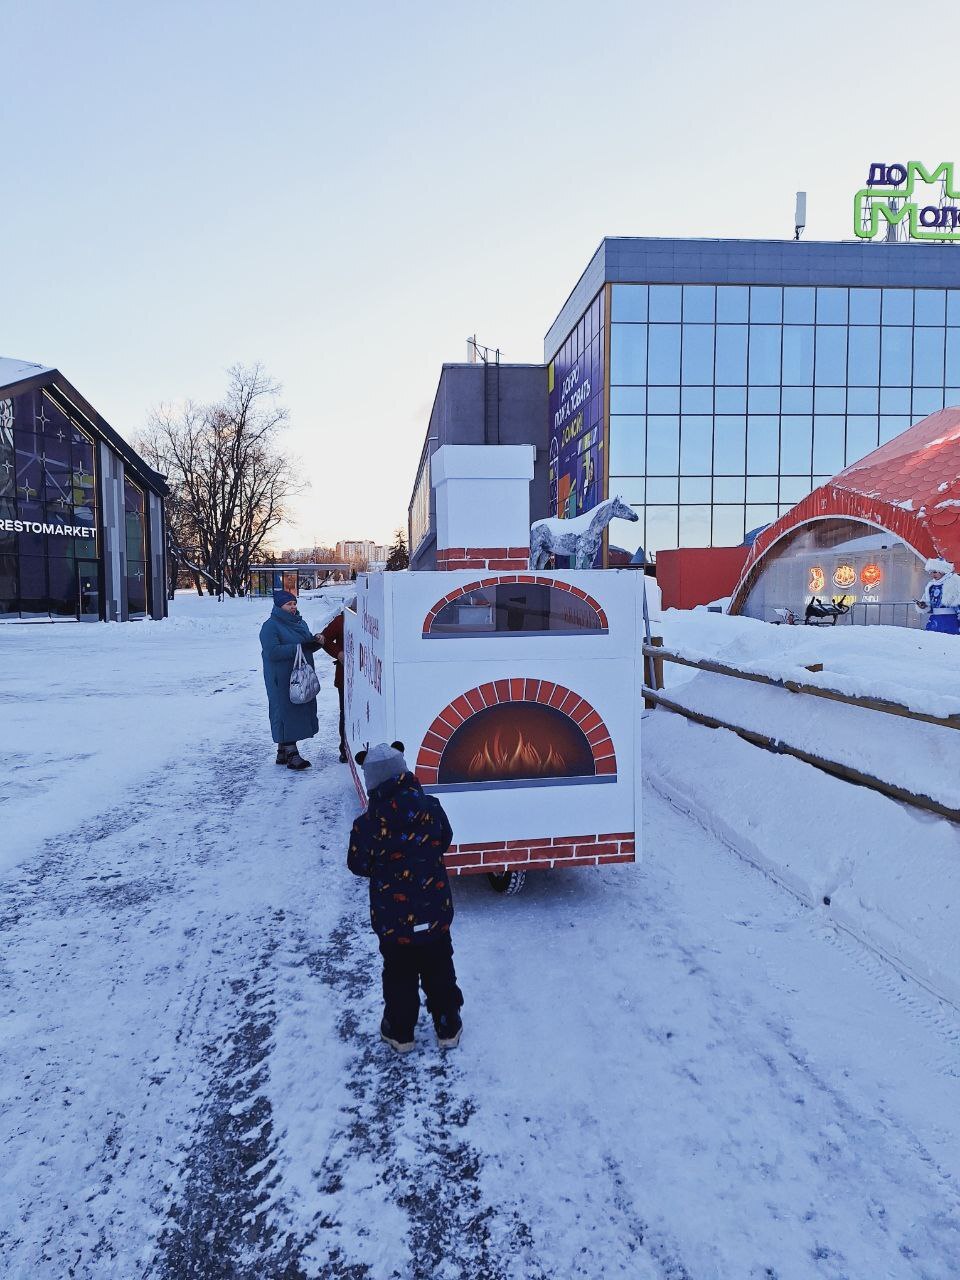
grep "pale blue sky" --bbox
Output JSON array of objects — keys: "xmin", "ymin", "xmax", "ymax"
[{"xmin": 3, "ymin": 0, "xmax": 954, "ymax": 546}]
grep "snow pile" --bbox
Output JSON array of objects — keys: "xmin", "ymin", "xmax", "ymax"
[
  {"xmin": 653, "ymin": 607, "xmax": 960, "ymax": 720},
  {"xmin": 647, "ymin": 610, "xmax": 960, "ymax": 1007}
]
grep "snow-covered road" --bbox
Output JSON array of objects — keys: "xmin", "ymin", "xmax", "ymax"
[{"xmin": 2, "ymin": 597, "xmax": 959, "ymax": 1278}]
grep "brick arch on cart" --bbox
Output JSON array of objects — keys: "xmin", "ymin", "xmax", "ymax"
[
  {"xmin": 416, "ymin": 680, "xmax": 632, "ymax": 877},
  {"xmin": 415, "ymin": 679, "xmax": 617, "ymax": 786},
  {"xmin": 421, "ymin": 575, "xmax": 608, "ymax": 635},
  {"xmin": 731, "ymin": 406, "xmax": 960, "ymax": 613}
]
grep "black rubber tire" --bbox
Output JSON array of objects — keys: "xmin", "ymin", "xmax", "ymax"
[{"xmin": 487, "ymin": 870, "xmax": 526, "ymax": 896}]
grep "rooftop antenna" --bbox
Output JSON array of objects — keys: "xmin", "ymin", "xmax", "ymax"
[
  {"xmin": 794, "ymin": 191, "xmax": 807, "ymax": 240},
  {"xmin": 465, "ymin": 337, "xmax": 501, "ymax": 365}
]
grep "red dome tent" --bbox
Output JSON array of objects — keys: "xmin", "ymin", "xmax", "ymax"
[{"xmin": 731, "ymin": 408, "xmax": 960, "ymax": 615}]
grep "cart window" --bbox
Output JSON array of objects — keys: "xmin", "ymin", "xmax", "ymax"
[{"xmin": 428, "ymin": 583, "xmax": 605, "ymax": 635}]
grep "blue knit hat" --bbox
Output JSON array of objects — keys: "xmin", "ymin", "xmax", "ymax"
[{"xmin": 273, "ymin": 589, "xmax": 297, "ymax": 607}]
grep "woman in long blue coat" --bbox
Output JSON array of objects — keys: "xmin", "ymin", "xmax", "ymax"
[{"xmin": 260, "ymin": 590, "xmax": 323, "ymax": 770}]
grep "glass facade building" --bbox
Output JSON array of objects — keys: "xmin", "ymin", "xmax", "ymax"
[
  {"xmin": 1, "ymin": 387, "xmax": 100, "ymax": 619},
  {"xmin": 0, "ymin": 360, "xmax": 167, "ymax": 622},
  {"xmin": 544, "ymin": 239, "xmax": 960, "ymax": 562}
]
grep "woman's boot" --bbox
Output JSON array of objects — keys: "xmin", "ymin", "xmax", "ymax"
[
  {"xmin": 276, "ymin": 743, "xmax": 293, "ymax": 765},
  {"xmin": 286, "ymin": 747, "xmax": 311, "ymax": 771}
]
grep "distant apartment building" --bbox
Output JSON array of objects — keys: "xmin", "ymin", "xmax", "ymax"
[{"xmin": 336, "ymin": 539, "xmax": 389, "ymax": 564}]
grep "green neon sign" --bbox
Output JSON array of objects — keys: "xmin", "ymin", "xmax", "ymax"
[{"xmin": 854, "ymin": 162, "xmax": 960, "ymax": 241}]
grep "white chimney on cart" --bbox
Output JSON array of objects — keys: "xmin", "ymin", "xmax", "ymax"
[{"xmin": 432, "ymin": 444, "xmax": 534, "ymax": 571}]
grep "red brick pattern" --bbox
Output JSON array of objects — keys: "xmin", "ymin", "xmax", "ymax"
[
  {"xmin": 444, "ymin": 831, "xmax": 636, "ymax": 876},
  {"xmin": 422, "ymin": 574, "xmax": 609, "ymax": 635},
  {"xmin": 436, "ymin": 547, "xmax": 530, "ymax": 571},
  {"xmin": 415, "ymin": 680, "xmax": 617, "ymax": 786}
]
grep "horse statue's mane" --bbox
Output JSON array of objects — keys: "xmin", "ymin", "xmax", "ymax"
[{"xmin": 530, "ymin": 496, "xmax": 639, "ymax": 569}]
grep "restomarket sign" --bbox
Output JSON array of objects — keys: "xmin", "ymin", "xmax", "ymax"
[{"xmin": 1, "ymin": 518, "xmax": 96, "ymax": 539}]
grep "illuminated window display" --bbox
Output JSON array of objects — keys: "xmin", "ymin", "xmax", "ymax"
[
  {"xmin": 731, "ymin": 403, "xmax": 960, "ymax": 628},
  {"xmin": 737, "ymin": 518, "xmax": 926, "ymax": 627}
]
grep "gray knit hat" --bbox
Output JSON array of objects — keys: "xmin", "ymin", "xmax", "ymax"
[{"xmin": 355, "ymin": 741, "xmax": 408, "ymax": 794}]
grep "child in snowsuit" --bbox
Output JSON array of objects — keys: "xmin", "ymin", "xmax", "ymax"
[{"xmin": 347, "ymin": 742, "xmax": 464, "ymax": 1053}]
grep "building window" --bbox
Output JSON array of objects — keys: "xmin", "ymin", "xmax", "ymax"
[
  {"xmin": 604, "ymin": 282, "xmax": 960, "ymax": 556},
  {"xmin": 0, "ymin": 391, "xmax": 100, "ymax": 621},
  {"xmin": 124, "ymin": 478, "xmax": 148, "ymax": 619},
  {"xmin": 409, "ymin": 445, "xmax": 432, "ymax": 554},
  {"xmin": 426, "ymin": 581, "xmax": 606, "ymax": 636}
]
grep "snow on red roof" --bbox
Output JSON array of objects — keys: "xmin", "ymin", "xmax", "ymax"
[{"xmin": 732, "ymin": 408, "xmax": 960, "ymax": 608}]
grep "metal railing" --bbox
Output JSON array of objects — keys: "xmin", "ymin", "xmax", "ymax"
[{"xmin": 759, "ymin": 601, "xmax": 923, "ymax": 628}]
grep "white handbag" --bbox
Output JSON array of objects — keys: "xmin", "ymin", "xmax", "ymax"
[{"xmin": 289, "ymin": 644, "xmax": 321, "ymax": 704}]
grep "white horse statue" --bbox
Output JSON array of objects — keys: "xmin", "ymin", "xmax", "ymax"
[{"xmin": 530, "ymin": 496, "xmax": 639, "ymax": 569}]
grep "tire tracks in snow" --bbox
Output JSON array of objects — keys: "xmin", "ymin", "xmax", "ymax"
[
  {"xmin": 296, "ymin": 909, "xmax": 548, "ymax": 1279},
  {"xmin": 0, "ymin": 732, "xmax": 291, "ymax": 1278},
  {"xmin": 149, "ymin": 921, "xmax": 307, "ymax": 1280}
]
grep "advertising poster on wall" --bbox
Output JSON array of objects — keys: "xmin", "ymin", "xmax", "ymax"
[{"xmin": 548, "ymin": 291, "xmax": 605, "ymax": 566}]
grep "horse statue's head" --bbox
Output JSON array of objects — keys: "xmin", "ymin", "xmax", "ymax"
[{"xmin": 607, "ymin": 495, "xmax": 639, "ymax": 523}]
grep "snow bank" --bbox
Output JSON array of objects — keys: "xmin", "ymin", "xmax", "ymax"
[
  {"xmin": 654, "ymin": 607, "xmax": 960, "ymax": 718},
  {"xmin": 645, "ymin": 607, "xmax": 960, "ymax": 1007},
  {"xmin": 646, "ymin": 713, "xmax": 960, "ymax": 1007}
]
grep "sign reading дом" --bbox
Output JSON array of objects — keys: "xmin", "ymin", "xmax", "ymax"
[{"xmin": 855, "ymin": 161, "xmax": 960, "ymax": 241}]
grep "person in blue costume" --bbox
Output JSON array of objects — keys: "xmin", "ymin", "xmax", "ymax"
[
  {"xmin": 259, "ymin": 590, "xmax": 325, "ymax": 769},
  {"xmin": 915, "ymin": 558, "xmax": 960, "ymax": 634}
]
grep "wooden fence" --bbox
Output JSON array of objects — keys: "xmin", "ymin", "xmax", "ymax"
[{"xmin": 642, "ymin": 641, "xmax": 960, "ymax": 826}]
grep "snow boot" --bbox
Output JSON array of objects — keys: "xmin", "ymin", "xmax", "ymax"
[
  {"xmin": 276, "ymin": 744, "xmax": 293, "ymax": 765},
  {"xmin": 434, "ymin": 1014, "xmax": 462, "ymax": 1049},
  {"xmin": 339, "ymin": 749, "xmax": 349, "ymax": 764},
  {"xmin": 286, "ymin": 749, "xmax": 311, "ymax": 771},
  {"xmin": 380, "ymin": 1017, "xmax": 415, "ymax": 1054}
]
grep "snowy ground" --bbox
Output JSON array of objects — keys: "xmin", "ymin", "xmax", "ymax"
[{"xmin": 2, "ymin": 593, "xmax": 960, "ymax": 1278}]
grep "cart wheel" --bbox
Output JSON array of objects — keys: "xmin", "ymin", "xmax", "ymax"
[{"xmin": 487, "ymin": 870, "xmax": 526, "ymax": 896}]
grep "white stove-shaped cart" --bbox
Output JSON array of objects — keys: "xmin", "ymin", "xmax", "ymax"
[{"xmin": 343, "ymin": 472, "xmax": 642, "ymax": 891}]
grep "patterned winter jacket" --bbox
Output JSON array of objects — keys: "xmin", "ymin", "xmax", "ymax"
[{"xmin": 347, "ymin": 773, "xmax": 454, "ymax": 945}]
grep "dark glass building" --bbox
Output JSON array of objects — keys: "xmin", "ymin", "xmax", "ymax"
[
  {"xmin": 408, "ymin": 361, "xmax": 549, "ymax": 570},
  {"xmin": 0, "ymin": 358, "xmax": 168, "ymax": 622},
  {"xmin": 544, "ymin": 238, "xmax": 960, "ymax": 562}
]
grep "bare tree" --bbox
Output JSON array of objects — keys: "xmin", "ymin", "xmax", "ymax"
[
  {"xmin": 138, "ymin": 364, "xmax": 302, "ymax": 598},
  {"xmin": 138, "ymin": 402, "xmax": 212, "ymax": 596}
]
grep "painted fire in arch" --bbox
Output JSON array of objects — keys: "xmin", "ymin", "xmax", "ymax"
[
  {"xmin": 469, "ymin": 728, "xmax": 567, "ymax": 779},
  {"xmin": 438, "ymin": 702, "xmax": 596, "ymax": 787}
]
